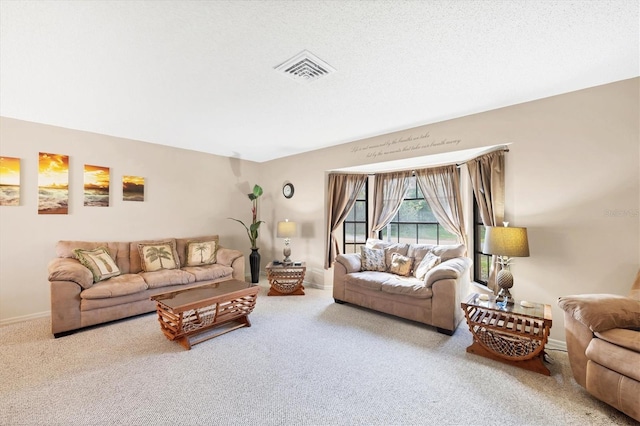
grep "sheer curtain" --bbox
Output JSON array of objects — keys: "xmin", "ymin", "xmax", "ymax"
[
  {"xmin": 466, "ymin": 150, "xmax": 505, "ymax": 292},
  {"xmin": 414, "ymin": 165, "xmax": 467, "ymax": 250},
  {"xmin": 370, "ymin": 170, "xmax": 413, "ymax": 238},
  {"xmin": 325, "ymin": 173, "xmax": 368, "ymax": 269}
]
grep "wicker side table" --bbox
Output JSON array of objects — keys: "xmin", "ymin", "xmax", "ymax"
[
  {"xmin": 461, "ymin": 293, "xmax": 552, "ymax": 375},
  {"xmin": 266, "ymin": 262, "xmax": 306, "ymax": 296}
]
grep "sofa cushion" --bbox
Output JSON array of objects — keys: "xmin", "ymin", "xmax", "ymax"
[
  {"xmin": 381, "ymin": 276, "xmax": 433, "ymax": 299},
  {"xmin": 415, "ymin": 252, "xmax": 441, "ymax": 280},
  {"xmin": 80, "ymin": 274, "xmax": 148, "ymax": 299},
  {"xmin": 137, "ymin": 241, "xmax": 180, "ymax": 272},
  {"xmin": 73, "ymin": 247, "xmax": 121, "ymax": 283},
  {"xmin": 557, "ymin": 294, "xmax": 640, "ymax": 332},
  {"xmin": 361, "ymin": 247, "xmax": 386, "ymax": 272},
  {"xmin": 140, "ymin": 269, "xmax": 196, "ymax": 288},
  {"xmin": 595, "ymin": 328, "xmax": 640, "ymax": 353},
  {"xmin": 344, "ymin": 271, "xmax": 395, "ymax": 291},
  {"xmin": 586, "ymin": 337, "xmax": 640, "ymax": 382},
  {"xmin": 185, "ymin": 240, "xmax": 218, "ymax": 266},
  {"xmin": 431, "ymin": 243, "xmax": 466, "ymax": 261},
  {"xmin": 388, "ymin": 253, "xmax": 413, "ymax": 277},
  {"xmin": 181, "ymin": 264, "xmax": 234, "ymax": 281}
]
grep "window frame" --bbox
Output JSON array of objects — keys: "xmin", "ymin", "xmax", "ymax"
[
  {"xmin": 378, "ymin": 175, "xmax": 456, "ymax": 245},
  {"xmin": 473, "ymin": 197, "xmax": 490, "ymax": 285},
  {"xmin": 342, "ymin": 180, "xmax": 368, "ymax": 254}
]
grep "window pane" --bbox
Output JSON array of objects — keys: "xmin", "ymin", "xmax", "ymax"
[
  {"xmin": 354, "ymin": 201, "xmax": 366, "ymax": 221},
  {"xmin": 344, "ymin": 223, "xmax": 355, "ymax": 243},
  {"xmin": 418, "ymin": 224, "xmax": 438, "ymax": 244},
  {"xmin": 438, "ymin": 225, "xmax": 457, "ymax": 245},
  {"xmin": 398, "ymin": 224, "xmax": 417, "ymax": 244},
  {"xmin": 355, "ymin": 223, "xmax": 367, "ymax": 242},
  {"xmin": 345, "ymin": 208, "xmax": 355, "ymax": 222}
]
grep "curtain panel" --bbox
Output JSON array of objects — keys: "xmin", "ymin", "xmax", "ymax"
[
  {"xmin": 324, "ymin": 173, "xmax": 368, "ymax": 269},
  {"xmin": 370, "ymin": 170, "xmax": 413, "ymax": 238},
  {"xmin": 414, "ymin": 165, "xmax": 467, "ymax": 250},
  {"xmin": 466, "ymin": 150, "xmax": 505, "ymax": 291}
]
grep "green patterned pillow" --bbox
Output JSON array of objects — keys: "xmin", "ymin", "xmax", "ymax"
[
  {"xmin": 73, "ymin": 247, "xmax": 121, "ymax": 283},
  {"xmin": 138, "ymin": 241, "xmax": 179, "ymax": 272},
  {"xmin": 361, "ymin": 246, "xmax": 386, "ymax": 272},
  {"xmin": 186, "ymin": 240, "xmax": 218, "ymax": 266},
  {"xmin": 389, "ymin": 253, "xmax": 413, "ymax": 277}
]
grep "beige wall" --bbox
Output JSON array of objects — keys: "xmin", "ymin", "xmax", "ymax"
[
  {"xmin": 260, "ymin": 78, "xmax": 639, "ymax": 341},
  {"xmin": 0, "ymin": 118, "xmax": 261, "ymax": 321},
  {"xmin": 1, "ymin": 78, "xmax": 638, "ymax": 343}
]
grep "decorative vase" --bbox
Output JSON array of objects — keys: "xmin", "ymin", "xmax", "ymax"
[{"xmin": 249, "ymin": 248, "xmax": 260, "ymax": 283}]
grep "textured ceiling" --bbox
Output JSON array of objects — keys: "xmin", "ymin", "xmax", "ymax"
[{"xmin": 1, "ymin": 1, "xmax": 638, "ymax": 162}]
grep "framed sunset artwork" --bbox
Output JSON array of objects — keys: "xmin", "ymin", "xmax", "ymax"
[
  {"xmin": 0, "ymin": 156, "xmax": 20, "ymax": 206},
  {"xmin": 84, "ymin": 165, "xmax": 110, "ymax": 206},
  {"xmin": 123, "ymin": 176, "xmax": 144, "ymax": 201},
  {"xmin": 38, "ymin": 152, "xmax": 69, "ymax": 214}
]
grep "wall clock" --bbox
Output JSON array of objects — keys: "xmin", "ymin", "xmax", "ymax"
[{"xmin": 283, "ymin": 183, "xmax": 294, "ymax": 199}]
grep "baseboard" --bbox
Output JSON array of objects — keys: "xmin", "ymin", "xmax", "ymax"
[
  {"xmin": 0, "ymin": 310, "xmax": 50, "ymax": 326},
  {"xmin": 546, "ymin": 337, "xmax": 567, "ymax": 352}
]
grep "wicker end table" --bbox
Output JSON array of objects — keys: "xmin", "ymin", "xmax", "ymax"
[
  {"xmin": 461, "ymin": 293, "xmax": 552, "ymax": 375},
  {"xmin": 266, "ymin": 261, "xmax": 306, "ymax": 296}
]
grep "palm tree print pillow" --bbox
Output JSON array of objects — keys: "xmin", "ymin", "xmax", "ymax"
[
  {"xmin": 74, "ymin": 247, "xmax": 121, "ymax": 282},
  {"xmin": 185, "ymin": 240, "xmax": 218, "ymax": 267},
  {"xmin": 138, "ymin": 241, "xmax": 179, "ymax": 272}
]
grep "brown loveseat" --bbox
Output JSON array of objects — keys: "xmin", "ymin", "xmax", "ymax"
[
  {"xmin": 48, "ymin": 235, "xmax": 244, "ymax": 337},
  {"xmin": 333, "ymin": 238, "xmax": 472, "ymax": 335},
  {"xmin": 558, "ymin": 271, "xmax": 640, "ymax": 422}
]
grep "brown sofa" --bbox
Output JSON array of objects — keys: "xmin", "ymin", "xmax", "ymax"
[
  {"xmin": 48, "ymin": 235, "xmax": 244, "ymax": 337},
  {"xmin": 333, "ymin": 238, "xmax": 472, "ymax": 335},
  {"xmin": 558, "ymin": 271, "xmax": 640, "ymax": 422}
]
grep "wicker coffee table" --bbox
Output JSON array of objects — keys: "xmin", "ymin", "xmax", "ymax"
[
  {"xmin": 151, "ymin": 279, "xmax": 258, "ymax": 350},
  {"xmin": 461, "ymin": 293, "xmax": 552, "ymax": 375}
]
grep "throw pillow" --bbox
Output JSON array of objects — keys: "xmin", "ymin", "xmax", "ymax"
[
  {"xmin": 73, "ymin": 247, "xmax": 121, "ymax": 283},
  {"xmin": 138, "ymin": 241, "xmax": 179, "ymax": 272},
  {"xmin": 415, "ymin": 252, "xmax": 441, "ymax": 280},
  {"xmin": 389, "ymin": 253, "xmax": 413, "ymax": 277},
  {"xmin": 186, "ymin": 240, "xmax": 218, "ymax": 266},
  {"xmin": 360, "ymin": 246, "xmax": 386, "ymax": 272}
]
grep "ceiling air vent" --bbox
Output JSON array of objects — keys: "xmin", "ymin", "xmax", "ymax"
[{"xmin": 274, "ymin": 50, "xmax": 335, "ymax": 83}]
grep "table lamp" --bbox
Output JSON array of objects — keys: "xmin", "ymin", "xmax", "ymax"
[
  {"xmin": 277, "ymin": 219, "xmax": 297, "ymax": 264},
  {"xmin": 482, "ymin": 223, "xmax": 530, "ymax": 305}
]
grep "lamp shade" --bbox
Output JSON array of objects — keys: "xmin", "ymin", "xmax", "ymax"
[
  {"xmin": 277, "ymin": 220, "xmax": 297, "ymax": 238},
  {"xmin": 483, "ymin": 226, "xmax": 530, "ymax": 257}
]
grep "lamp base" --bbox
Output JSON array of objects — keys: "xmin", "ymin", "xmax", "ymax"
[
  {"xmin": 282, "ymin": 246, "xmax": 292, "ymax": 265},
  {"xmin": 496, "ymin": 269, "xmax": 514, "ymax": 306}
]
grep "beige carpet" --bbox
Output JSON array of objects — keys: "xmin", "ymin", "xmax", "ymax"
[{"xmin": 0, "ymin": 281, "xmax": 635, "ymax": 426}]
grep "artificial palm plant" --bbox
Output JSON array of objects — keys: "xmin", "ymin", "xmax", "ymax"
[{"xmin": 229, "ymin": 184, "xmax": 264, "ymax": 249}]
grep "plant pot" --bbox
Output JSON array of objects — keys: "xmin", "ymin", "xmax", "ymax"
[{"xmin": 249, "ymin": 248, "xmax": 260, "ymax": 283}]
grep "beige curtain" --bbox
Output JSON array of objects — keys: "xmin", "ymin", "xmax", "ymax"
[
  {"xmin": 414, "ymin": 165, "xmax": 467, "ymax": 250},
  {"xmin": 325, "ymin": 173, "xmax": 368, "ymax": 269},
  {"xmin": 467, "ymin": 150, "xmax": 505, "ymax": 292},
  {"xmin": 370, "ymin": 170, "xmax": 413, "ymax": 238}
]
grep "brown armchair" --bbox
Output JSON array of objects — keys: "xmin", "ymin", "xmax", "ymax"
[{"xmin": 558, "ymin": 271, "xmax": 640, "ymax": 422}]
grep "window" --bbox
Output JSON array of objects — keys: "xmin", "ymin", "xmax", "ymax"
[
  {"xmin": 380, "ymin": 176, "xmax": 457, "ymax": 245},
  {"xmin": 343, "ymin": 181, "xmax": 368, "ymax": 254},
  {"xmin": 473, "ymin": 197, "xmax": 490, "ymax": 285}
]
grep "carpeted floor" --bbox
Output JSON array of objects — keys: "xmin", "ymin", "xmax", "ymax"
[{"xmin": 0, "ymin": 281, "xmax": 635, "ymax": 425}]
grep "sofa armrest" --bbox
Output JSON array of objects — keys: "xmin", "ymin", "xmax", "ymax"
[
  {"xmin": 216, "ymin": 247, "xmax": 243, "ymax": 267},
  {"xmin": 335, "ymin": 253, "xmax": 361, "ymax": 274},
  {"xmin": 48, "ymin": 258, "xmax": 93, "ymax": 289},
  {"xmin": 558, "ymin": 294, "xmax": 640, "ymax": 333},
  {"xmin": 424, "ymin": 257, "xmax": 472, "ymax": 288}
]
